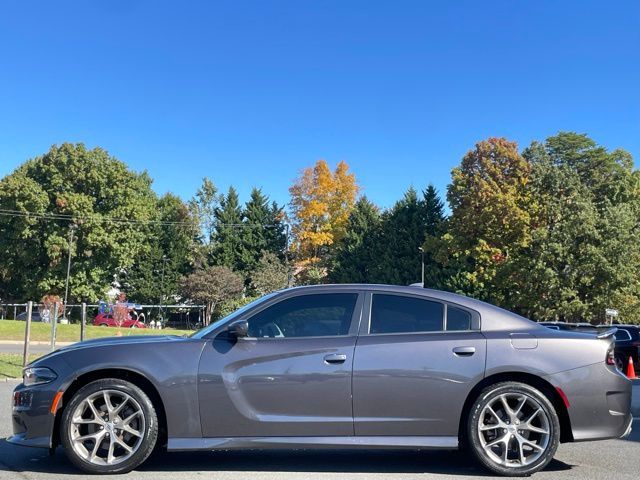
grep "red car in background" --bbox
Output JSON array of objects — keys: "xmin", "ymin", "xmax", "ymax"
[{"xmin": 93, "ymin": 313, "xmax": 146, "ymax": 328}]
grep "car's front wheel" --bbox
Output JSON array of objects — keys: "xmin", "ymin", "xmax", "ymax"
[
  {"xmin": 467, "ymin": 382, "xmax": 560, "ymax": 476},
  {"xmin": 60, "ymin": 378, "xmax": 158, "ymax": 474}
]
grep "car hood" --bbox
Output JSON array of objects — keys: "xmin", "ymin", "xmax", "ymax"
[
  {"xmin": 60, "ymin": 335, "xmax": 185, "ymax": 352},
  {"xmin": 30, "ymin": 335, "xmax": 186, "ymax": 367}
]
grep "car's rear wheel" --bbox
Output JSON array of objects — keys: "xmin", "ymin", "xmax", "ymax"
[
  {"xmin": 60, "ymin": 378, "xmax": 158, "ymax": 474},
  {"xmin": 467, "ymin": 382, "xmax": 560, "ymax": 476}
]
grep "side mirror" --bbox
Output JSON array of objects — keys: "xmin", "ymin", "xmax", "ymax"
[{"xmin": 227, "ymin": 319, "xmax": 249, "ymax": 338}]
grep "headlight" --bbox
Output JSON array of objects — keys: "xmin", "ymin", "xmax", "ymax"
[{"xmin": 23, "ymin": 367, "xmax": 57, "ymax": 386}]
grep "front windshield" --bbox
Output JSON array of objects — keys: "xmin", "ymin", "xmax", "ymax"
[{"xmin": 190, "ymin": 292, "xmax": 279, "ymax": 339}]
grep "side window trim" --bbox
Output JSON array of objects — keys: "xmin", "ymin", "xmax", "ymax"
[
  {"xmin": 361, "ymin": 291, "xmax": 481, "ymax": 336},
  {"xmin": 443, "ymin": 303, "xmax": 448, "ymax": 331}
]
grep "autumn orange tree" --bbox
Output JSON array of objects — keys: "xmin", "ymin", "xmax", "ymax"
[
  {"xmin": 289, "ymin": 160, "xmax": 359, "ymax": 281},
  {"xmin": 425, "ymin": 138, "xmax": 534, "ymax": 303}
]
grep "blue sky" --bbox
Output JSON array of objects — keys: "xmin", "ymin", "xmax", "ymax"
[{"xmin": 1, "ymin": 1, "xmax": 638, "ymax": 209}]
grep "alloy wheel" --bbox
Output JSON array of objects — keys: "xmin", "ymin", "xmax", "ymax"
[
  {"xmin": 477, "ymin": 392, "xmax": 551, "ymax": 468},
  {"xmin": 68, "ymin": 389, "xmax": 145, "ymax": 466}
]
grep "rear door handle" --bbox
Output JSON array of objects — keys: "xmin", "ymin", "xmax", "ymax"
[
  {"xmin": 453, "ymin": 346, "xmax": 476, "ymax": 357},
  {"xmin": 324, "ymin": 353, "xmax": 347, "ymax": 364}
]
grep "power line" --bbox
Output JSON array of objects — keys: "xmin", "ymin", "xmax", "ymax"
[{"xmin": 0, "ymin": 208, "xmax": 285, "ymax": 229}]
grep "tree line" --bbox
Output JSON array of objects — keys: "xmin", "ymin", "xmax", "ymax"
[{"xmin": 0, "ymin": 131, "xmax": 638, "ymax": 324}]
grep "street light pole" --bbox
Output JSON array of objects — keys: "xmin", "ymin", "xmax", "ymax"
[
  {"xmin": 418, "ymin": 247, "xmax": 425, "ymax": 287},
  {"xmin": 63, "ymin": 224, "xmax": 76, "ymax": 319},
  {"xmin": 284, "ymin": 223, "xmax": 292, "ymax": 287}
]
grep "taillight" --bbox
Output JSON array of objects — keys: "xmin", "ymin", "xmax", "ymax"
[{"xmin": 606, "ymin": 345, "xmax": 616, "ymax": 366}]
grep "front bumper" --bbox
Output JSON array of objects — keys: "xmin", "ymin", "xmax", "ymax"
[
  {"xmin": 8, "ymin": 382, "xmax": 59, "ymax": 449},
  {"xmin": 545, "ymin": 362, "xmax": 632, "ymax": 442}
]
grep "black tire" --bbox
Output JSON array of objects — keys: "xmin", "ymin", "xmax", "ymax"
[
  {"xmin": 467, "ymin": 382, "xmax": 560, "ymax": 477},
  {"xmin": 60, "ymin": 378, "xmax": 158, "ymax": 474},
  {"xmin": 615, "ymin": 355, "xmax": 625, "ymax": 372}
]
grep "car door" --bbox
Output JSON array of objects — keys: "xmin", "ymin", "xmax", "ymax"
[
  {"xmin": 198, "ymin": 290, "xmax": 364, "ymax": 438},
  {"xmin": 352, "ymin": 291, "xmax": 486, "ymax": 436}
]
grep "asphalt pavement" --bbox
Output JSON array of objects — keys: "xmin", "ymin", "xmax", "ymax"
[{"xmin": 0, "ymin": 381, "xmax": 638, "ymax": 480}]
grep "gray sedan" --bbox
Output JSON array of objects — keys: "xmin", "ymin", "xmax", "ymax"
[{"xmin": 9, "ymin": 285, "xmax": 632, "ymax": 476}]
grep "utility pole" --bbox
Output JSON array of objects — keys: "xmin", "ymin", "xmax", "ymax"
[
  {"xmin": 22, "ymin": 301, "xmax": 32, "ymax": 367},
  {"xmin": 160, "ymin": 255, "xmax": 168, "ymax": 322},
  {"xmin": 63, "ymin": 224, "xmax": 77, "ymax": 320},
  {"xmin": 418, "ymin": 247, "xmax": 425, "ymax": 287}
]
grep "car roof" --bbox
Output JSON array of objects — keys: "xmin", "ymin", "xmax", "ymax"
[
  {"xmin": 282, "ymin": 284, "xmax": 537, "ymax": 332},
  {"xmin": 597, "ymin": 324, "xmax": 639, "ymax": 329}
]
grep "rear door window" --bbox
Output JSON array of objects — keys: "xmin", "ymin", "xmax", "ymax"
[
  {"xmin": 614, "ymin": 329, "xmax": 632, "ymax": 341},
  {"xmin": 370, "ymin": 294, "xmax": 444, "ymax": 334}
]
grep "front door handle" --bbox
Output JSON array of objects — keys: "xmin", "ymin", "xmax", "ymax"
[
  {"xmin": 453, "ymin": 346, "xmax": 476, "ymax": 357},
  {"xmin": 324, "ymin": 353, "xmax": 347, "ymax": 364}
]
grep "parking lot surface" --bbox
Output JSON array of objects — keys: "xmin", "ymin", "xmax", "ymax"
[{"xmin": 1, "ymin": 381, "xmax": 638, "ymax": 480}]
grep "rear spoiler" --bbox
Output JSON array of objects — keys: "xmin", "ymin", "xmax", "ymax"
[{"xmin": 597, "ymin": 327, "xmax": 617, "ymax": 339}]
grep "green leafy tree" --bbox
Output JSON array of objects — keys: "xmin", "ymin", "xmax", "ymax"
[
  {"xmin": 180, "ymin": 265, "xmax": 244, "ymax": 325},
  {"xmin": 250, "ymin": 251, "xmax": 288, "ymax": 296},
  {"xmin": 0, "ymin": 143, "xmax": 156, "ymax": 302},
  {"xmin": 124, "ymin": 193, "xmax": 198, "ymax": 303},
  {"xmin": 188, "ymin": 177, "xmax": 219, "ymax": 267},
  {"xmin": 516, "ymin": 133, "xmax": 640, "ymax": 322},
  {"xmin": 426, "ymin": 138, "xmax": 534, "ymax": 302}
]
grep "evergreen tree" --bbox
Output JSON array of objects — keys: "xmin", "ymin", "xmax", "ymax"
[
  {"xmin": 423, "ymin": 184, "xmax": 445, "ymax": 236},
  {"xmin": 211, "ymin": 186, "xmax": 243, "ymax": 270},
  {"xmin": 421, "ymin": 184, "xmax": 446, "ymax": 288},
  {"xmin": 370, "ymin": 188, "xmax": 427, "ymax": 285},
  {"xmin": 239, "ymin": 188, "xmax": 287, "ymax": 273},
  {"xmin": 266, "ymin": 200, "xmax": 288, "ymax": 259},
  {"xmin": 329, "ymin": 197, "xmax": 381, "ymax": 283}
]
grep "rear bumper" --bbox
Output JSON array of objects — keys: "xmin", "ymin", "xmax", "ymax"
[
  {"xmin": 544, "ymin": 362, "xmax": 632, "ymax": 442},
  {"xmin": 621, "ymin": 414, "xmax": 633, "ymax": 439}
]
